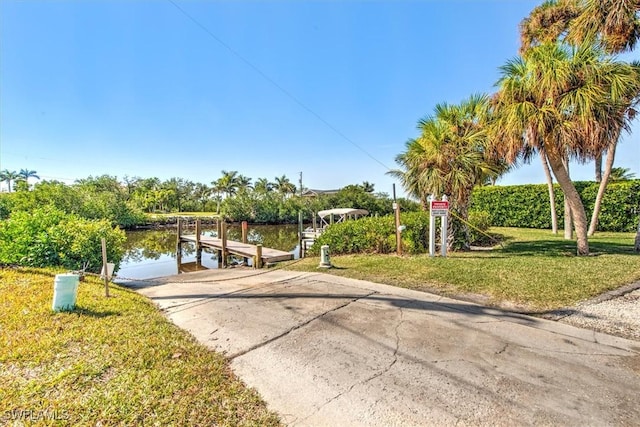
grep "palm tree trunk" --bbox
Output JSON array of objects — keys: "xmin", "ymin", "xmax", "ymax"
[
  {"xmin": 540, "ymin": 149, "xmax": 558, "ymax": 234},
  {"xmin": 562, "ymin": 156, "xmax": 573, "ymax": 240},
  {"xmin": 588, "ymin": 140, "xmax": 617, "ymax": 236},
  {"xmin": 548, "ymin": 154, "xmax": 589, "ymax": 255},
  {"xmin": 594, "ymin": 153, "xmax": 602, "ymax": 183},
  {"xmin": 564, "ymin": 198, "xmax": 573, "ymax": 239}
]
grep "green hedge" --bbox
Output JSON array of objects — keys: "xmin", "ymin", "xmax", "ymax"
[
  {"xmin": 470, "ymin": 180, "xmax": 640, "ymax": 232},
  {"xmin": 0, "ymin": 206, "xmax": 126, "ymax": 272}
]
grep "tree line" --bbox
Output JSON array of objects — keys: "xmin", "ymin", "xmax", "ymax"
[
  {"xmin": 391, "ymin": 0, "xmax": 640, "ymax": 255},
  {"xmin": 0, "ymin": 171, "xmax": 419, "ymax": 227}
]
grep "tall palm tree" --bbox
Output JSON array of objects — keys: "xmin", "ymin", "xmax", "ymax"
[
  {"xmin": 492, "ymin": 42, "xmax": 636, "ymax": 255},
  {"xmin": 567, "ymin": 0, "xmax": 640, "ymax": 53},
  {"xmin": 213, "ymin": 170, "xmax": 240, "ymax": 198},
  {"xmin": 520, "ymin": 0, "xmax": 640, "ymax": 55},
  {"xmin": 519, "ymin": 1, "xmax": 640, "ymax": 238},
  {"xmin": 16, "ymin": 169, "xmax": 39, "ymax": 190},
  {"xmin": 254, "ymin": 178, "xmax": 274, "ymax": 195},
  {"xmin": 193, "ymin": 183, "xmax": 212, "ymax": 211},
  {"xmin": 236, "ymin": 175, "xmax": 253, "ymax": 193},
  {"xmin": 390, "ymin": 94, "xmax": 505, "ymax": 250},
  {"xmin": 388, "ymin": 138, "xmax": 430, "ymax": 210},
  {"xmin": 273, "ymin": 175, "xmax": 296, "ymax": 199},
  {"xmin": 520, "ymin": 0, "xmax": 580, "ymax": 54},
  {"xmin": 0, "ymin": 170, "xmax": 19, "ymax": 192}
]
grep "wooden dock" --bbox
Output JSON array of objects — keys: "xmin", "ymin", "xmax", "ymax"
[
  {"xmin": 180, "ymin": 235, "xmax": 294, "ymax": 264},
  {"xmin": 176, "ymin": 218, "xmax": 293, "ymax": 269}
]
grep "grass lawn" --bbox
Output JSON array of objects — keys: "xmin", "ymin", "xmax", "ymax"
[
  {"xmin": 0, "ymin": 268, "xmax": 280, "ymax": 426},
  {"xmin": 285, "ymin": 227, "xmax": 640, "ymax": 311}
]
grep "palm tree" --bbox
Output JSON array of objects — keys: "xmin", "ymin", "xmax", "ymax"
[
  {"xmin": 389, "ymin": 138, "xmax": 430, "ymax": 210},
  {"xmin": 254, "ymin": 178, "xmax": 274, "ymax": 195},
  {"xmin": 0, "ymin": 170, "xmax": 19, "ymax": 192},
  {"xmin": 567, "ymin": 0, "xmax": 640, "ymax": 53},
  {"xmin": 236, "ymin": 175, "xmax": 253, "ymax": 193},
  {"xmin": 213, "ymin": 170, "xmax": 240, "ymax": 198},
  {"xmin": 520, "ymin": 0, "xmax": 640, "ymax": 55},
  {"xmin": 390, "ymin": 94, "xmax": 505, "ymax": 250},
  {"xmin": 16, "ymin": 169, "xmax": 39, "ymax": 190},
  {"xmin": 519, "ymin": 1, "xmax": 640, "ymax": 238},
  {"xmin": 492, "ymin": 42, "xmax": 637, "ymax": 255},
  {"xmin": 360, "ymin": 181, "xmax": 375, "ymax": 193},
  {"xmin": 520, "ymin": 0, "xmax": 580, "ymax": 54},
  {"xmin": 609, "ymin": 167, "xmax": 637, "ymax": 181},
  {"xmin": 273, "ymin": 175, "xmax": 296, "ymax": 199},
  {"xmin": 193, "ymin": 183, "xmax": 212, "ymax": 211}
]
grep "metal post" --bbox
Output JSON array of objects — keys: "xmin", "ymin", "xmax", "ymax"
[
  {"xmin": 428, "ymin": 195, "xmax": 435, "ymax": 257},
  {"xmin": 393, "ymin": 184, "xmax": 401, "ymax": 256},
  {"xmin": 298, "ymin": 211, "xmax": 304, "ymax": 258},
  {"xmin": 441, "ymin": 195, "xmax": 448, "ymax": 257}
]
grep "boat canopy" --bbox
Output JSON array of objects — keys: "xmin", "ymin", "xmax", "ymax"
[
  {"xmin": 317, "ymin": 208, "xmax": 369, "ymax": 228},
  {"xmin": 318, "ymin": 208, "xmax": 369, "ymax": 218}
]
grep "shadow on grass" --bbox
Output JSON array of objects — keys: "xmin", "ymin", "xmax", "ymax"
[
  {"xmin": 71, "ymin": 306, "xmax": 119, "ymax": 318},
  {"xmin": 498, "ymin": 239, "xmax": 636, "ymax": 257}
]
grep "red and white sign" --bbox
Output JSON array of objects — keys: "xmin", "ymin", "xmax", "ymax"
[{"xmin": 430, "ymin": 200, "xmax": 449, "ymax": 216}]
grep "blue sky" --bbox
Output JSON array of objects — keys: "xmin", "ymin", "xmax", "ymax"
[{"xmin": 1, "ymin": 0, "xmax": 638, "ymax": 195}]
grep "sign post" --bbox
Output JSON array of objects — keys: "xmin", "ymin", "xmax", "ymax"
[
  {"xmin": 440, "ymin": 196, "xmax": 448, "ymax": 257},
  {"xmin": 428, "ymin": 195, "xmax": 436, "ymax": 257},
  {"xmin": 429, "ymin": 196, "xmax": 449, "ymax": 257}
]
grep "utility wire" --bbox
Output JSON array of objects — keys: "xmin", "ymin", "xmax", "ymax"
[{"xmin": 166, "ymin": 0, "xmax": 392, "ymax": 171}]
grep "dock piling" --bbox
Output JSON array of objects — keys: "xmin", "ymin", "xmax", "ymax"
[
  {"xmin": 176, "ymin": 217, "xmax": 183, "ymax": 270},
  {"xmin": 220, "ymin": 221, "xmax": 227, "ymax": 268},
  {"xmin": 255, "ymin": 244, "xmax": 263, "ymax": 269},
  {"xmin": 195, "ymin": 219, "xmax": 202, "ymax": 265}
]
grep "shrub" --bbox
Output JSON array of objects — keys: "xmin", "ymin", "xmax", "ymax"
[
  {"xmin": 310, "ymin": 211, "xmax": 434, "ymax": 256},
  {"xmin": 0, "ymin": 206, "xmax": 125, "ymax": 272},
  {"xmin": 470, "ymin": 180, "xmax": 640, "ymax": 232}
]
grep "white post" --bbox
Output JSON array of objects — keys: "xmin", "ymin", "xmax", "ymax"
[
  {"xmin": 319, "ymin": 245, "xmax": 332, "ymax": 268},
  {"xmin": 441, "ymin": 195, "xmax": 448, "ymax": 257},
  {"xmin": 428, "ymin": 195, "xmax": 435, "ymax": 257}
]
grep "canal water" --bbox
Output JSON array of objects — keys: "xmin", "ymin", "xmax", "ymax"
[{"xmin": 116, "ymin": 224, "xmax": 301, "ymax": 280}]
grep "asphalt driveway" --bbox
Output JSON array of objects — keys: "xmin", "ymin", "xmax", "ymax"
[{"xmin": 130, "ymin": 269, "xmax": 640, "ymax": 426}]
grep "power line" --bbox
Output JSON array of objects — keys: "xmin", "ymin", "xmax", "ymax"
[{"xmin": 165, "ymin": 0, "xmax": 392, "ymax": 171}]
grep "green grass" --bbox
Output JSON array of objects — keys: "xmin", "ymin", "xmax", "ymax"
[
  {"xmin": 286, "ymin": 227, "xmax": 640, "ymax": 311},
  {"xmin": 0, "ymin": 268, "xmax": 279, "ymax": 426}
]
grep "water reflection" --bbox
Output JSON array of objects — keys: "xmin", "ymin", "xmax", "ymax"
[{"xmin": 117, "ymin": 224, "xmax": 300, "ymax": 280}]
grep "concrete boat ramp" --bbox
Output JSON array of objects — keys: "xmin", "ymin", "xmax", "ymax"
[{"xmin": 129, "ymin": 268, "xmax": 640, "ymax": 426}]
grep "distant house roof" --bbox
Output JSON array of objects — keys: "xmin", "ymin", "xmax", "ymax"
[{"xmin": 301, "ymin": 188, "xmax": 341, "ymax": 197}]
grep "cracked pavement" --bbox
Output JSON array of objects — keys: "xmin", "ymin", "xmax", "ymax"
[{"xmin": 132, "ymin": 268, "xmax": 640, "ymax": 426}]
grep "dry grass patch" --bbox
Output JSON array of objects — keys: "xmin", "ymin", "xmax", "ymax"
[{"xmin": 0, "ymin": 267, "xmax": 280, "ymax": 426}]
